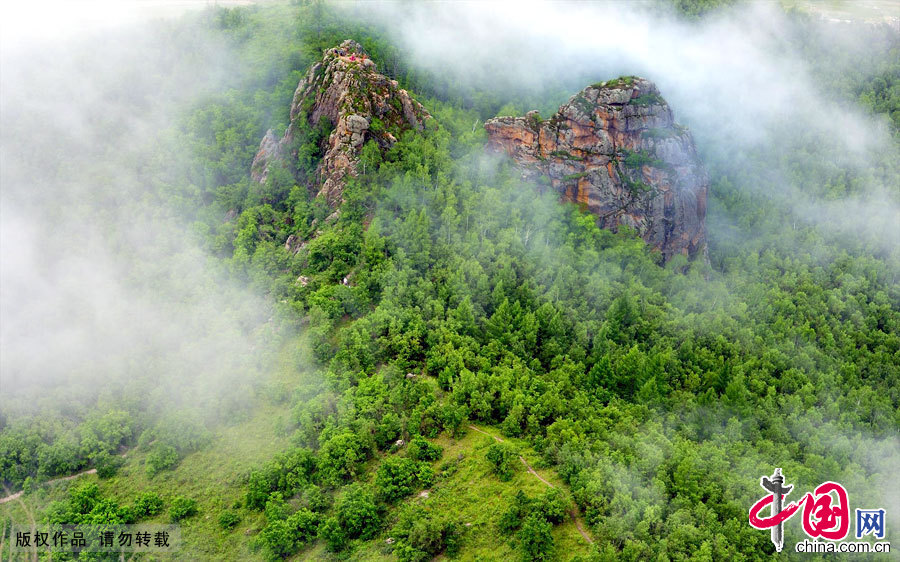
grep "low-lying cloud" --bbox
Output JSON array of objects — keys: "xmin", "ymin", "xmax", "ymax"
[
  {"xmin": 345, "ymin": 0, "xmax": 899, "ymax": 252},
  {"xmin": 0, "ymin": 13, "xmax": 278, "ymax": 422}
]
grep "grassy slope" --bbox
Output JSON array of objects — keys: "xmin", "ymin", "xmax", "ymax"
[
  {"xmin": 2, "ymin": 333, "xmax": 591, "ymax": 561},
  {"xmin": 314, "ymin": 426, "xmax": 592, "ymax": 561},
  {"xmin": 0, "ymin": 334, "xmax": 313, "ymax": 561},
  {"xmin": 3, "ymin": 422, "xmax": 592, "ymax": 561},
  {"xmin": 1, "ymin": 403, "xmax": 289, "ymax": 561}
]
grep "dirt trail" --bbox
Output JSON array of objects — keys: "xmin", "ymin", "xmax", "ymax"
[
  {"xmin": 0, "ymin": 450, "xmax": 129, "ymax": 505},
  {"xmin": 569, "ymin": 510, "xmax": 594, "ymax": 545},
  {"xmin": 469, "ymin": 424, "xmax": 502, "ymax": 442},
  {"xmin": 0, "ymin": 468, "xmax": 98, "ymax": 505},
  {"xmin": 469, "ymin": 425, "xmax": 593, "ymax": 544},
  {"xmin": 520, "ymin": 458, "xmax": 554, "ymax": 487},
  {"xmin": 0, "ymin": 490, "xmax": 23, "ymax": 505}
]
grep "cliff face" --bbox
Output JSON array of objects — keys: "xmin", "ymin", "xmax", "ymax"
[
  {"xmin": 485, "ymin": 77, "xmax": 707, "ymax": 261},
  {"xmin": 251, "ymin": 48, "xmax": 705, "ymax": 261},
  {"xmin": 251, "ymin": 40, "xmax": 431, "ymax": 204}
]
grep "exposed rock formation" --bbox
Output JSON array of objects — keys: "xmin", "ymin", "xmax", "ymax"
[
  {"xmin": 485, "ymin": 77, "xmax": 707, "ymax": 261},
  {"xmin": 251, "ymin": 47, "xmax": 705, "ymax": 262},
  {"xmin": 250, "ymin": 129, "xmax": 280, "ymax": 185},
  {"xmin": 251, "ymin": 40, "xmax": 431, "ymax": 204}
]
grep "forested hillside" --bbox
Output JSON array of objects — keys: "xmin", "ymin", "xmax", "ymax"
[{"xmin": 1, "ymin": 1, "xmax": 898, "ymax": 560}]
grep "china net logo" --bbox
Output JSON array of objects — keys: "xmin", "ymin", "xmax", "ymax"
[{"xmin": 749, "ymin": 468, "xmax": 890, "ymax": 554}]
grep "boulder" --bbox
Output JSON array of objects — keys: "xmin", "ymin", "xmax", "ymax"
[{"xmin": 485, "ymin": 77, "xmax": 708, "ymax": 261}]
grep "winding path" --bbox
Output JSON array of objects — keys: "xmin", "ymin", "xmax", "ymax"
[
  {"xmin": 1, "ymin": 450, "xmax": 128, "ymax": 505},
  {"xmin": 469, "ymin": 425, "xmax": 594, "ymax": 544},
  {"xmin": 0, "ymin": 468, "xmax": 98, "ymax": 505}
]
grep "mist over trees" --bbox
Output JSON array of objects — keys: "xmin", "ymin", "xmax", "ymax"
[{"xmin": 1, "ymin": 0, "xmax": 898, "ymax": 560}]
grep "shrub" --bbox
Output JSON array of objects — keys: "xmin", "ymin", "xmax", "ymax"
[
  {"xmin": 407, "ymin": 435, "xmax": 442, "ymax": 462},
  {"xmin": 288, "ymin": 508, "xmax": 319, "ymax": 545},
  {"xmin": 218, "ymin": 511, "xmax": 241, "ymax": 530},
  {"xmin": 145, "ymin": 443, "xmax": 178, "ymax": 477},
  {"xmin": 500, "ymin": 490, "xmax": 532, "ymax": 534},
  {"xmin": 375, "ymin": 457, "xmax": 418, "ymax": 502},
  {"xmin": 45, "ymin": 500, "xmax": 76, "ymax": 525},
  {"xmin": 169, "ymin": 496, "xmax": 198, "ymax": 522},
  {"xmin": 255, "ymin": 508, "xmax": 319, "ymax": 560},
  {"xmin": 94, "ymin": 451, "xmax": 124, "ymax": 479},
  {"xmin": 392, "ymin": 506, "xmax": 463, "ymax": 561},
  {"xmin": 153, "ymin": 415, "xmax": 211, "ymax": 453},
  {"xmin": 318, "ymin": 516, "xmax": 347, "ymax": 552},
  {"xmin": 133, "ymin": 491, "xmax": 164, "ymax": 518},
  {"xmin": 264, "ymin": 492, "xmax": 290, "ymax": 522},
  {"xmin": 78, "ymin": 409, "xmax": 133, "ymax": 459},
  {"xmin": 317, "ymin": 431, "xmax": 366, "ymax": 485},
  {"xmin": 501, "ymin": 489, "xmax": 568, "ymax": 535},
  {"xmin": 628, "ymin": 92, "xmax": 664, "ymax": 106},
  {"xmin": 394, "ymin": 543, "xmax": 430, "ymax": 562},
  {"xmin": 302, "ymin": 484, "xmax": 331, "ymax": 513},
  {"xmin": 360, "ymin": 139, "xmax": 384, "ymax": 176},
  {"xmin": 415, "ymin": 463, "xmax": 435, "ymax": 488},
  {"xmin": 438, "ymin": 457, "xmax": 461, "ymax": 479},
  {"xmin": 622, "ymin": 149, "xmax": 660, "ymax": 169},
  {"xmin": 486, "ymin": 442, "xmax": 518, "ymax": 481},
  {"xmin": 519, "ymin": 514, "xmax": 554, "ymax": 561},
  {"xmin": 641, "ymin": 127, "xmax": 678, "ymax": 139},
  {"xmin": 336, "ymin": 484, "xmax": 379, "ymax": 540},
  {"xmin": 548, "ymin": 150, "xmax": 584, "ymax": 161},
  {"xmin": 21, "ymin": 476, "xmax": 36, "ymax": 494},
  {"xmin": 245, "ymin": 447, "xmax": 317, "ymax": 509},
  {"xmin": 80, "ymin": 498, "xmax": 135, "ymax": 525},
  {"xmin": 495, "ymin": 102, "xmax": 521, "ymax": 117},
  {"xmin": 407, "ymin": 516, "xmax": 447, "ymax": 557},
  {"xmin": 536, "ymin": 488, "xmax": 567, "ymax": 524},
  {"xmin": 70, "ymin": 483, "xmax": 101, "ymax": 515},
  {"xmin": 245, "ymin": 469, "xmax": 273, "ymax": 510},
  {"xmin": 256, "ymin": 518, "xmax": 296, "ymax": 559}
]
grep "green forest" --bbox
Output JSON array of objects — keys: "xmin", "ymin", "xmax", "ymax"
[{"xmin": 1, "ymin": 0, "xmax": 898, "ymax": 560}]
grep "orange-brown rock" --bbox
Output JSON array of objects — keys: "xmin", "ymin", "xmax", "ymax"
[
  {"xmin": 485, "ymin": 77, "xmax": 708, "ymax": 261},
  {"xmin": 250, "ymin": 40, "xmax": 431, "ymax": 204}
]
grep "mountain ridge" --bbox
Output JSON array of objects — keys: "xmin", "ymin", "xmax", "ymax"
[{"xmin": 253, "ymin": 44, "xmax": 707, "ymax": 263}]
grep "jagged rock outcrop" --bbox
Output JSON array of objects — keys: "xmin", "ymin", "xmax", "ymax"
[
  {"xmin": 251, "ymin": 40, "xmax": 431, "ymax": 204},
  {"xmin": 485, "ymin": 77, "xmax": 707, "ymax": 261}
]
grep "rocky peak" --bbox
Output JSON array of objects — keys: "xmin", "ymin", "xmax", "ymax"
[
  {"xmin": 251, "ymin": 39, "xmax": 431, "ymax": 204},
  {"xmin": 485, "ymin": 77, "xmax": 708, "ymax": 261}
]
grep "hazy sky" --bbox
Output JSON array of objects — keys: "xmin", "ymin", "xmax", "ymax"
[{"xmin": 0, "ymin": 0, "xmax": 261, "ymax": 51}]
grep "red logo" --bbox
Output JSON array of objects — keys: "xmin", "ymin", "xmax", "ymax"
[
  {"xmin": 749, "ymin": 492, "xmax": 801, "ymax": 529},
  {"xmin": 748, "ymin": 469, "xmax": 851, "ymax": 551},
  {"xmin": 800, "ymin": 482, "xmax": 850, "ymax": 540}
]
